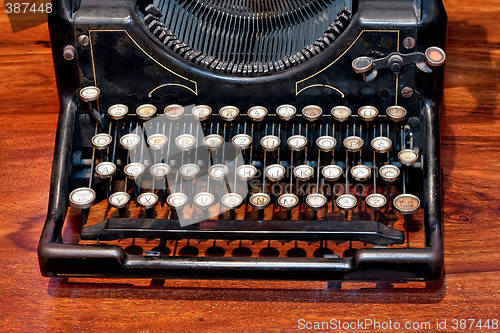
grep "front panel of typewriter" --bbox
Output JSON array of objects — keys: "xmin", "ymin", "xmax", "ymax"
[{"xmin": 39, "ymin": 0, "xmax": 447, "ymax": 281}]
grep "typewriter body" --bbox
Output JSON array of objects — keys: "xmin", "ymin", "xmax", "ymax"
[{"xmin": 38, "ymin": 0, "xmax": 447, "ymax": 281}]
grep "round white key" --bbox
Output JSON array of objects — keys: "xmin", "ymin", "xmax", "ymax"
[
  {"xmin": 294, "ymin": 165, "xmax": 314, "ymax": 181},
  {"xmin": 316, "ymin": 136, "xmax": 337, "ymax": 152},
  {"xmin": 107, "ymin": 104, "xmax": 128, "ymax": 120},
  {"xmin": 208, "ymin": 164, "xmax": 229, "ymax": 181},
  {"xmin": 137, "ymin": 192, "xmax": 158, "ymax": 209},
  {"xmin": 179, "ymin": 163, "xmax": 200, "ymax": 180},
  {"xmin": 147, "ymin": 134, "xmax": 168, "ymax": 150},
  {"xmin": 322, "ymin": 165, "xmax": 343, "ymax": 181},
  {"xmin": 276, "ymin": 104, "xmax": 297, "ymax": 121},
  {"xmin": 175, "ymin": 134, "xmax": 196, "ymax": 150},
  {"xmin": 379, "ymin": 165, "xmax": 400, "ymax": 182},
  {"xmin": 249, "ymin": 193, "xmax": 271, "ymax": 209},
  {"xmin": 265, "ymin": 164, "xmax": 286, "ymax": 181},
  {"xmin": 386, "ymin": 106, "xmax": 407, "ymax": 122},
  {"xmin": 79, "ymin": 86, "xmax": 100, "ymax": 102},
  {"xmin": 232, "ymin": 134, "xmax": 252, "ymax": 150},
  {"xmin": 278, "ymin": 193, "xmax": 299, "ymax": 210},
  {"xmin": 124, "ymin": 162, "xmax": 145, "ymax": 179},
  {"xmin": 358, "ymin": 105, "xmax": 378, "ymax": 121},
  {"xmin": 194, "ymin": 192, "xmax": 215, "ymax": 208},
  {"xmin": 331, "ymin": 106, "xmax": 351, "ymax": 122},
  {"xmin": 366, "ymin": 193, "xmax": 387, "ymax": 210},
  {"xmin": 120, "ymin": 133, "xmax": 141, "ymax": 150},
  {"xmin": 237, "ymin": 164, "xmax": 258, "ymax": 180},
  {"xmin": 398, "ymin": 149, "xmax": 419, "ymax": 166},
  {"xmin": 69, "ymin": 187, "xmax": 96, "ymax": 209},
  {"xmin": 248, "ymin": 106, "xmax": 268, "ymax": 121},
  {"xmin": 393, "ymin": 194, "xmax": 420, "ymax": 214},
  {"xmin": 351, "ymin": 165, "xmax": 371, "ymax": 182},
  {"xmin": 192, "ymin": 105, "xmax": 212, "ymax": 121},
  {"xmin": 203, "ymin": 134, "xmax": 224, "ymax": 149},
  {"xmin": 302, "ymin": 105, "xmax": 322, "ymax": 121},
  {"xmin": 164, "ymin": 104, "xmax": 184, "ymax": 119},
  {"xmin": 287, "ymin": 135, "xmax": 308, "ymax": 151},
  {"xmin": 92, "ymin": 133, "xmax": 112, "ymax": 150},
  {"xmin": 221, "ymin": 193, "xmax": 243, "ymax": 209},
  {"xmin": 95, "ymin": 162, "xmax": 116, "ymax": 178},
  {"xmin": 343, "ymin": 136, "xmax": 364, "ymax": 152},
  {"xmin": 306, "ymin": 193, "xmax": 327, "ymax": 210},
  {"xmin": 167, "ymin": 192, "xmax": 188, "ymax": 208},
  {"xmin": 136, "ymin": 104, "xmax": 157, "ymax": 120},
  {"xmin": 219, "ymin": 106, "xmax": 239, "ymax": 121},
  {"xmin": 108, "ymin": 191, "xmax": 130, "ymax": 209},
  {"xmin": 260, "ymin": 135, "xmax": 281, "ymax": 151},
  {"xmin": 150, "ymin": 163, "xmax": 171, "ymax": 179},
  {"xmin": 371, "ymin": 136, "xmax": 392, "ymax": 153},
  {"xmin": 336, "ymin": 194, "xmax": 358, "ymax": 211}
]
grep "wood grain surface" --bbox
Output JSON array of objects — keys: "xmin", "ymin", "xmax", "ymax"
[{"xmin": 0, "ymin": 0, "xmax": 499, "ymax": 332}]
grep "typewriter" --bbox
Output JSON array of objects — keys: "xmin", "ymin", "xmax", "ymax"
[{"xmin": 38, "ymin": 0, "xmax": 447, "ymax": 282}]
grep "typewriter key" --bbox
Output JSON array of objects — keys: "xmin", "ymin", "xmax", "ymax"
[
  {"xmin": 287, "ymin": 135, "xmax": 308, "ymax": 151},
  {"xmin": 164, "ymin": 104, "xmax": 184, "ymax": 120},
  {"xmin": 124, "ymin": 162, "xmax": 145, "ymax": 179},
  {"xmin": 366, "ymin": 193, "xmax": 387, "ymax": 210},
  {"xmin": 351, "ymin": 165, "xmax": 371, "ymax": 182},
  {"xmin": 322, "ymin": 165, "xmax": 343, "ymax": 181},
  {"xmin": 194, "ymin": 192, "xmax": 215, "ymax": 208},
  {"xmin": 265, "ymin": 164, "xmax": 286, "ymax": 181},
  {"xmin": 343, "ymin": 136, "xmax": 364, "ymax": 152},
  {"xmin": 249, "ymin": 193, "xmax": 271, "ymax": 209},
  {"xmin": 371, "ymin": 136, "xmax": 392, "ymax": 153},
  {"xmin": 108, "ymin": 191, "xmax": 130, "ymax": 209},
  {"xmin": 107, "ymin": 104, "xmax": 128, "ymax": 120},
  {"xmin": 237, "ymin": 164, "xmax": 258, "ymax": 180},
  {"xmin": 278, "ymin": 193, "xmax": 299, "ymax": 210},
  {"xmin": 386, "ymin": 106, "xmax": 407, "ymax": 122},
  {"xmin": 175, "ymin": 134, "xmax": 197, "ymax": 150},
  {"xmin": 221, "ymin": 193, "xmax": 243, "ymax": 209},
  {"xmin": 306, "ymin": 193, "xmax": 327, "ymax": 210},
  {"xmin": 425, "ymin": 46, "xmax": 446, "ymax": 68},
  {"xmin": 136, "ymin": 104, "xmax": 157, "ymax": 120},
  {"xmin": 358, "ymin": 106, "xmax": 379, "ymax": 121},
  {"xmin": 91, "ymin": 133, "xmax": 112, "ymax": 150},
  {"xmin": 150, "ymin": 163, "xmax": 171, "ymax": 179},
  {"xmin": 294, "ymin": 165, "xmax": 314, "ymax": 181},
  {"xmin": 219, "ymin": 106, "xmax": 239, "ymax": 121},
  {"xmin": 166, "ymin": 192, "xmax": 188, "ymax": 208},
  {"xmin": 179, "ymin": 163, "xmax": 200, "ymax": 180},
  {"xmin": 393, "ymin": 194, "xmax": 420, "ymax": 214},
  {"xmin": 208, "ymin": 164, "xmax": 229, "ymax": 181},
  {"xmin": 69, "ymin": 187, "xmax": 96, "ymax": 209},
  {"xmin": 147, "ymin": 134, "xmax": 168, "ymax": 150},
  {"xmin": 276, "ymin": 104, "xmax": 297, "ymax": 121},
  {"xmin": 260, "ymin": 135, "xmax": 281, "ymax": 151},
  {"xmin": 137, "ymin": 192, "xmax": 159, "ymax": 209},
  {"xmin": 79, "ymin": 86, "xmax": 100, "ymax": 102},
  {"xmin": 336, "ymin": 194, "xmax": 358, "ymax": 211},
  {"xmin": 379, "ymin": 165, "xmax": 400, "ymax": 182},
  {"xmin": 232, "ymin": 134, "xmax": 252, "ymax": 150},
  {"xmin": 203, "ymin": 134, "xmax": 224, "ymax": 149},
  {"xmin": 331, "ymin": 106, "xmax": 351, "ymax": 122},
  {"xmin": 191, "ymin": 105, "xmax": 212, "ymax": 121},
  {"xmin": 351, "ymin": 56, "xmax": 373, "ymax": 74},
  {"xmin": 248, "ymin": 106, "xmax": 268, "ymax": 121},
  {"xmin": 302, "ymin": 105, "xmax": 322, "ymax": 121},
  {"xmin": 398, "ymin": 149, "xmax": 419, "ymax": 166},
  {"xmin": 95, "ymin": 162, "xmax": 116, "ymax": 178},
  {"xmin": 120, "ymin": 133, "xmax": 141, "ymax": 150},
  {"xmin": 316, "ymin": 136, "xmax": 337, "ymax": 152}
]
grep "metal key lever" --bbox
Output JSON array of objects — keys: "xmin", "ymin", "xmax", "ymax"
[
  {"xmin": 352, "ymin": 46, "xmax": 446, "ymax": 82},
  {"xmin": 79, "ymin": 86, "xmax": 104, "ymax": 129}
]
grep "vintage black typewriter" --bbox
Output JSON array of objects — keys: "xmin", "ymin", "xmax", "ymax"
[{"xmin": 38, "ymin": 0, "xmax": 447, "ymax": 282}]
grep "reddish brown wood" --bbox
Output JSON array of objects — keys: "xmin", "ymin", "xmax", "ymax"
[{"xmin": 0, "ymin": 0, "xmax": 499, "ymax": 331}]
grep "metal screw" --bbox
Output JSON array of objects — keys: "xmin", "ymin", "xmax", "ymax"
[
  {"xmin": 408, "ymin": 117, "xmax": 420, "ymax": 128},
  {"xmin": 401, "ymin": 87, "xmax": 413, "ymax": 98},
  {"xmin": 403, "ymin": 37, "xmax": 415, "ymax": 50},
  {"xmin": 78, "ymin": 35, "xmax": 90, "ymax": 46},
  {"xmin": 63, "ymin": 45, "xmax": 76, "ymax": 60},
  {"xmin": 80, "ymin": 114, "xmax": 91, "ymax": 125}
]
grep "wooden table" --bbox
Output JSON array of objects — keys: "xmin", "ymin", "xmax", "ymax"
[{"xmin": 0, "ymin": 0, "xmax": 499, "ymax": 331}]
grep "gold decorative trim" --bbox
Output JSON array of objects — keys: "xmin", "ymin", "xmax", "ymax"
[{"xmin": 296, "ymin": 84, "xmax": 345, "ymax": 98}]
